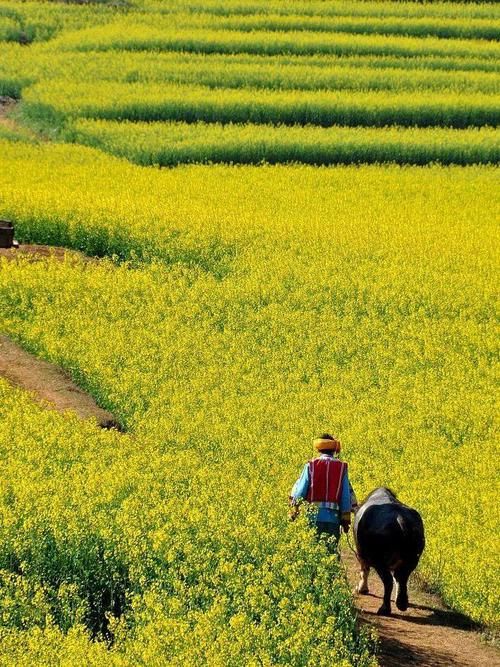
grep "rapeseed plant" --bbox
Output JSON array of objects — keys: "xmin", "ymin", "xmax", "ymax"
[{"xmin": 0, "ymin": 0, "xmax": 498, "ymax": 662}]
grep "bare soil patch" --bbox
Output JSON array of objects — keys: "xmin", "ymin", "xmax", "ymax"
[
  {"xmin": 0, "ymin": 244, "xmax": 91, "ymax": 262},
  {"xmin": 342, "ymin": 546, "xmax": 499, "ymax": 667},
  {"xmin": 0, "ymin": 96, "xmax": 46, "ymax": 141},
  {"xmin": 0, "ymin": 335, "xmax": 121, "ymax": 430},
  {"xmin": 0, "ymin": 96, "xmax": 18, "ymax": 132}
]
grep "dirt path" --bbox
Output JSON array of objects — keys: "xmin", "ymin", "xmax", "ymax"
[
  {"xmin": 0, "ymin": 335, "xmax": 121, "ymax": 430},
  {"xmin": 0, "ymin": 244, "xmax": 89, "ymax": 262},
  {"xmin": 342, "ymin": 546, "xmax": 499, "ymax": 667}
]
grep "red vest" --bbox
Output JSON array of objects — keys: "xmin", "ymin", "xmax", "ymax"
[{"xmin": 306, "ymin": 458, "xmax": 346, "ymax": 504}]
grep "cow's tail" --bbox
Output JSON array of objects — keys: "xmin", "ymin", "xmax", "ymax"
[
  {"xmin": 396, "ymin": 511, "xmax": 425, "ymax": 554},
  {"xmin": 396, "ymin": 514, "xmax": 406, "ymax": 534}
]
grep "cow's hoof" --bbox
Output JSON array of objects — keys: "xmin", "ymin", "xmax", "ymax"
[
  {"xmin": 396, "ymin": 598, "xmax": 408, "ymax": 611},
  {"xmin": 377, "ymin": 605, "xmax": 391, "ymax": 616},
  {"xmin": 357, "ymin": 586, "xmax": 369, "ymax": 595}
]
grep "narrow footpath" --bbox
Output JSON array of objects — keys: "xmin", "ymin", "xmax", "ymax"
[{"xmin": 342, "ymin": 546, "xmax": 499, "ymax": 667}]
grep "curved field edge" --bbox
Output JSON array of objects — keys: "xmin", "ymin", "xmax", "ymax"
[
  {"xmin": 0, "ymin": 139, "xmax": 236, "ymax": 277},
  {"xmin": 0, "ymin": 138, "xmax": 498, "ymax": 631}
]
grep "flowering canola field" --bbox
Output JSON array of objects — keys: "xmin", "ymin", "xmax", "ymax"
[{"xmin": 0, "ymin": 0, "xmax": 499, "ymax": 664}]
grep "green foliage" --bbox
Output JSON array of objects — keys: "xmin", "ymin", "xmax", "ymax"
[
  {"xmin": 139, "ymin": 0, "xmax": 500, "ymax": 21},
  {"xmin": 5, "ymin": 47, "xmax": 500, "ymax": 94},
  {"xmin": 0, "ymin": 0, "xmax": 123, "ymax": 43},
  {"xmin": 68, "ymin": 119, "xmax": 500, "ymax": 166},
  {"xmin": 2, "ymin": 42, "xmax": 499, "ymax": 96},
  {"xmin": 22, "ymin": 80, "xmax": 500, "ymax": 129},
  {"xmin": 53, "ymin": 23, "xmax": 500, "ymax": 60},
  {"xmin": 148, "ymin": 12, "xmax": 500, "ymax": 40}
]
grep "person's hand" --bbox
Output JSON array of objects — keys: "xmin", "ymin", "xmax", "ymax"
[
  {"xmin": 341, "ymin": 520, "xmax": 351, "ymax": 534},
  {"xmin": 288, "ymin": 497, "xmax": 299, "ymax": 521}
]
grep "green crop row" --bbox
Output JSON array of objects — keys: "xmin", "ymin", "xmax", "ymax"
[
  {"xmin": 98, "ymin": 9, "xmax": 500, "ymax": 41},
  {"xmin": 68, "ymin": 119, "xmax": 500, "ymax": 167},
  {"xmin": 199, "ymin": 13, "xmax": 500, "ymax": 40},
  {"xmin": 0, "ymin": 1, "xmax": 119, "ymax": 43},
  {"xmin": 4, "ymin": 46, "xmax": 499, "ymax": 100},
  {"xmin": 0, "ymin": 15, "xmax": 22, "ymax": 42},
  {"xmin": 64, "ymin": 56, "xmax": 497, "ymax": 93},
  {"xmin": 140, "ymin": 0, "xmax": 500, "ymax": 21},
  {"xmin": 52, "ymin": 24, "xmax": 500, "ymax": 61},
  {"xmin": 2, "ymin": 42, "xmax": 499, "ymax": 103},
  {"xmin": 126, "ymin": 10, "xmax": 500, "ymax": 41},
  {"xmin": 22, "ymin": 81, "xmax": 500, "ymax": 129}
]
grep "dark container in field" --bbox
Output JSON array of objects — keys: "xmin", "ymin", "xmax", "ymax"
[{"xmin": 0, "ymin": 220, "xmax": 15, "ymax": 248}]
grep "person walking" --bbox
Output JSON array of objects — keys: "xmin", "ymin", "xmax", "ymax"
[{"xmin": 289, "ymin": 433, "xmax": 357, "ymax": 542}]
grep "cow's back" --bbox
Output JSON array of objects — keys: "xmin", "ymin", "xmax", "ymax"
[{"xmin": 354, "ymin": 491, "xmax": 425, "ymax": 570}]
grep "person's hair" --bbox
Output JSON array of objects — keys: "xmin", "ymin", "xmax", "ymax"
[{"xmin": 318, "ymin": 433, "xmax": 335, "ymax": 440}]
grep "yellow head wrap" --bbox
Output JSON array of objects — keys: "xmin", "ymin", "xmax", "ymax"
[{"xmin": 313, "ymin": 437, "xmax": 341, "ymax": 453}]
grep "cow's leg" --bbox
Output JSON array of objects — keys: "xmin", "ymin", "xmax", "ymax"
[
  {"xmin": 394, "ymin": 563, "xmax": 414, "ymax": 612},
  {"xmin": 374, "ymin": 566, "xmax": 393, "ymax": 616},
  {"xmin": 357, "ymin": 559, "xmax": 370, "ymax": 595}
]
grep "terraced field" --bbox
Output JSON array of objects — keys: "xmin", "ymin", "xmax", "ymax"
[
  {"xmin": 1, "ymin": 0, "xmax": 499, "ymax": 165},
  {"xmin": 0, "ymin": 0, "xmax": 498, "ymax": 665}
]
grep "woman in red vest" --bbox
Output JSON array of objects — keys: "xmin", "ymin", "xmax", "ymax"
[{"xmin": 289, "ymin": 433, "xmax": 356, "ymax": 540}]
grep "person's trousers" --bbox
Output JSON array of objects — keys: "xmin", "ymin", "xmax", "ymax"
[{"xmin": 315, "ymin": 520, "xmax": 340, "ymax": 541}]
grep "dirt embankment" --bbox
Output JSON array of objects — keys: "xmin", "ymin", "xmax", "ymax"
[
  {"xmin": 0, "ymin": 335, "xmax": 121, "ymax": 430},
  {"xmin": 342, "ymin": 546, "xmax": 499, "ymax": 667}
]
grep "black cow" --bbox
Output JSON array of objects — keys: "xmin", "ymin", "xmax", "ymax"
[{"xmin": 353, "ymin": 487, "xmax": 425, "ymax": 616}]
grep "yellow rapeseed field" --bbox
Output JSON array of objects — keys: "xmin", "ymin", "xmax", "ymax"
[{"xmin": 0, "ymin": 0, "xmax": 498, "ymax": 663}]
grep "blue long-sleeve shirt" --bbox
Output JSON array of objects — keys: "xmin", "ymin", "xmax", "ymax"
[{"xmin": 290, "ymin": 454, "xmax": 352, "ymax": 524}]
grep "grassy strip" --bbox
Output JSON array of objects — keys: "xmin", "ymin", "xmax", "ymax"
[
  {"xmin": 68, "ymin": 119, "xmax": 500, "ymax": 166},
  {"xmin": 53, "ymin": 25, "xmax": 500, "ymax": 60},
  {"xmin": 78, "ymin": 57, "xmax": 498, "ymax": 93},
  {"xmin": 0, "ymin": 15, "xmax": 24, "ymax": 42},
  {"xmin": 205, "ymin": 14, "xmax": 500, "ymax": 40},
  {"xmin": 23, "ymin": 81, "xmax": 500, "ymax": 129}
]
